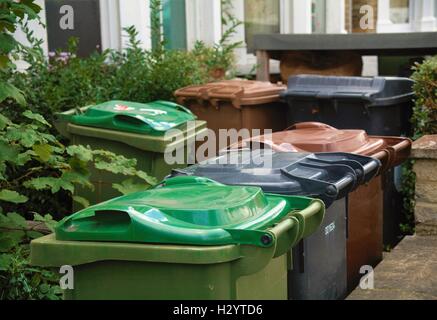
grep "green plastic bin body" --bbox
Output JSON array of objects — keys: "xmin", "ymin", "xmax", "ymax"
[
  {"xmin": 31, "ymin": 176, "xmax": 325, "ymax": 300},
  {"xmin": 55, "ymin": 101, "xmax": 207, "ymax": 209},
  {"xmin": 32, "ymin": 235, "xmax": 288, "ymax": 300}
]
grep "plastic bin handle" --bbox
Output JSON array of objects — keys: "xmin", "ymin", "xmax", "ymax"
[
  {"xmin": 390, "ymin": 138, "xmax": 412, "ymax": 153},
  {"xmin": 112, "ymin": 114, "xmax": 160, "ymax": 131},
  {"xmin": 206, "ymin": 86, "xmax": 245, "ymax": 109},
  {"xmin": 286, "ymin": 122, "xmax": 336, "ymax": 131},
  {"xmin": 161, "ymin": 176, "xmax": 223, "ymax": 187},
  {"xmin": 372, "ymin": 137, "xmax": 412, "ymax": 168},
  {"xmin": 154, "ymin": 100, "xmax": 195, "ymax": 116},
  {"xmin": 370, "ymin": 149, "xmax": 392, "ymax": 173},
  {"xmin": 291, "ymin": 200, "xmax": 325, "ymax": 241},
  {"xmin": 332, "ymin": 174, "xmax": 356, "ymax": 193},
  {"xmin": 267, "ymin": 216, "xmax": 301, "ymax": 258},
  {"xmin": 389, "ymin": 139, "xmax": 412, "ymax": 165},
  {"xmin": 360, "ymin": 158, "xmax": 382, "ymax": 179}
]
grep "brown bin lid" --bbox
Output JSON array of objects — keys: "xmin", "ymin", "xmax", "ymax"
[
  {"xmin": 174, "ymin": 79, "xmax": 285, "ymax": 108},
  {"xmin": 235, "ymin": 122, "xmax": 412, "ymax": 171}
]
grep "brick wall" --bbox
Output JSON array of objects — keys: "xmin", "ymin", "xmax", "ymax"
[{"xmin": 412, "ymin": 135, "xmax": 437, "ymax": 235}]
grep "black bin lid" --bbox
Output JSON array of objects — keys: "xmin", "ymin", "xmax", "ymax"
[
  {"xmin": 281, "ymin": 75, "xmax": 414, "ymax": 106},
  {"xmin": 171, "ymin": 150, "xmax": 380, "ymax": 207}
]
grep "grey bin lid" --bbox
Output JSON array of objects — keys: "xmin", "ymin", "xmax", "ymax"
[
  {"xmin": 281, "ymin": 75, "xmax": 415, "ymax": 107},
  {"xmin": 171, "ymin": 149, "xmax": 381, "ymax": 207}
]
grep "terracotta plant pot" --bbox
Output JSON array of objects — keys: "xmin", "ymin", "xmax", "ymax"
[{"xmin": 209, "ymin": 67, "xmax": 226, "ymax": 80}]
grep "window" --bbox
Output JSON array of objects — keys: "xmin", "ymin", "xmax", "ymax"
[
  {"xmin": 435, "ymin": 0, "xmax": 437, "ymax": 18},
  {"xmin": 389, "ymin": 0, "xmax": 410, "ymax": 24},
  {"xmin": 312, "ymin": 0, "xmax": 326, "ymax": 33},
  {"xmin": 243, "ymin": 0, "xmax": 280, "ymax": 50},
  {"xmin": 162, "ymin": 0, "xmax": 187, "ymax": 50},
  {"xmin": 45, "ymin": 0, "xmax": 102, "ymax": 56}
]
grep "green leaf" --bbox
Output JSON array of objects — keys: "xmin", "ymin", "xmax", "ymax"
[
  {"xmin": 112, "ymin": 178, "xmax": 150, "ymax": 195},
  {"xmin": 93, "ymin": 151, "xmax": 137, "ymax": 176},
  {"xmin": 0, "ymin": 113, "xmax": 11, "ymax": 130},
  {"xmin": 0, "ymin": 82, "xmax": 26, "ymax": 106},
  {"xmin": 23, "ymin": 176, "xmax": 74, "ymax": 194},
  {"xmin": 33, "ymin": 143, "xmax": 52, "ymax": 162},
  {"xmin": 0, "ymin": 141, "xmax": 20, "ymax": 162},
  {"xmin": 33, "ymin": 214, "xmax": 56, "ymax": 233},
  {"xmin": 73, "ymin": 195, "xmax": 90, "ymax": 209},
  {"xmin": 0, "ymin": 162, "xmax": 6, "ymax": 181},
  {"xmin": 66, "ymin": 145, "xmax": 93, "ymax": 162},
  {"xmin": 3, "ymin": 229, "xmax": 26, "ymax": 243},
  {"xmin": 136, "ymin": 170, "xmax": 158, "ymax": 186},
  {"xmin": 0, "ymin": 237, "xmax": 15, "ymax": 252},
  {"xmin": 0, "ymin": 190, "xmax": 28, "ymax": 204},
  {"xmin": 39, "ymin": 283, "xmax": 50, "ymax": 294},
  {"xmin": 0, "ymin": 55, "xmax": 9, "ymax": 68},
  {"xmin": 26, "ymin": 230, "xmax": 44, "ymax": 239},
  {"xmin": 0, "ymin": 33, "xmax": 16, "ymax": 54},
  {"xmin": 22, "ymin": 110, "xmax": 51, "ymax": 127},
  {"xmin": 5, "ymin": 127, "xmax": 40, "ymax": 148},
  {"xmin": 0, "ymin": 253, "xmax": 13, "ymax": 270},
  {"xmin": 61, "ymin": 171, "xmax": 93, "ymax": 190},
  {"xmin": 0, "ymin": 229, "xmax": 25, "ymax": 252},
  {"xmin": 16, "ymin": 150, "xmax": 36, "ymax": 166},
  {"xmin": 7, "ymin": 212, "xmax": 27, "ymax": 228}
]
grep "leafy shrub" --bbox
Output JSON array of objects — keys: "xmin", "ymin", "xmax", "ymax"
[
  {"xmin": 0, "ymin": 0, "xmax": 41, "ymax": 106},
  {"xmin": 400, "ymin": 55, "xmax": 437, "ymax": 235},
  {"xmin": 0, "ymin": 26, "xmax": 212, "ymax": 125},
  {"xmin": 411, "ymin": 55, "xmax": 437, "ymax": 138},
  {"xmin": 0, "ymin": 111, "xmax": 156, "ymax": 300},
  {"xmin": 0, "ymin": 212, "xmax": 61, "ymax": 300},
  {"xmin": 0, "ymin": 111, "xmax": 156, "ymax": 219},
  {"xmin": 1, "ymin": 0, "xmax": 242, "ymax": 125}
]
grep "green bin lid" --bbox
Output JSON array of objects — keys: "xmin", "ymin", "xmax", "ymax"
[
  {"xmin": 67, "ymin": 100, "xmax": 197, "ymax": 135},
  {"xmin": 55, "ymin": 176, "xmax": 324, "ymax": 248}
]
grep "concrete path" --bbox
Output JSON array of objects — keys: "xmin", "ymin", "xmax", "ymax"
[{"xmin": 347, "ymin": 235, "xmax": 437, "ymax": 300}]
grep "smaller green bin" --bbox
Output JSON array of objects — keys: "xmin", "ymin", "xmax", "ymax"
[
  {"xmin": 55, "ymin": 100, "xmax": 207, "ymax": 208},
  {"xmin": 31, "ymin": 176, "xmax": 325, "ymax": 300}
]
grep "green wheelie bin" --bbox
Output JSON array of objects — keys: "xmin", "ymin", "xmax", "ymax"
[
  {"xmin": 30, "ymin": 176, "xmax": 325, "ymax": 300},
  {"xmin": 55, "ymin": 100, "xmax": 207, "ymax": 209}
]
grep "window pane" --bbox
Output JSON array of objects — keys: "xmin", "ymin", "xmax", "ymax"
[
  {"xmin": 312, "ymin": 0, "xmax": 326, "ymax": 33},
  {"xmin": 244, "ymin": 0, "xmax": 280, "ymax": 49},
  {"xmin": 162, "ymin": 0, "xmax": 187, "ymax": 50},
  {"xmin": 45, "ymin": 0, "xmax": 102, "ymax": 57},
  {"xmin": 390, "ymin": 0, "xmax": 410, "ymax": 24},
  {"xmin": 435, "ymin": 0, "xmax": 437, "ymax": 18}
]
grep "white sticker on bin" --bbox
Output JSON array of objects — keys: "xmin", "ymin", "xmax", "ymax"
[{"xmin": 324, "ymin": 222, "xmax": 336, "ymax": 236}]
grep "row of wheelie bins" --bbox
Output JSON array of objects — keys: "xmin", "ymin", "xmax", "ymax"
[{"xmin": 31, "ymin": 75, "xmax": 414, "ymax": 300}]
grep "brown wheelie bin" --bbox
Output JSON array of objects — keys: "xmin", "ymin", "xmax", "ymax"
[
  {"xmin": 174, "ymin": 80, "xmax": 286, "ymax": 156},
  {"xmin": 232, "ymin": 121, "xmax": 412, "ymax": 292}
]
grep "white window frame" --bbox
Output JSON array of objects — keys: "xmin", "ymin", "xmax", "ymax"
[
  {"xmin": 192, "ymin": 0, "xmax": 346, "ymax": 74},
  {"xmin": 13, "ymin": 0, "xmax": 48, "ymax": 70},
  {"xmin": 185, "ymin": 0, "xmax": 222, "ymax": 49},
  {"xmin": 225, "ymin": 0, "xmax": 314, "ymax": 74},
  {"xmin": 377, "ymin": 0, "xmax": 437, "ymax": 33},
  {"xmin": 15, "ymin": 0, "xmax": 152, "ymax": 63},
  {"xmin": 100, "ymin": 0, "xmax": 152, "ymax": 51}
]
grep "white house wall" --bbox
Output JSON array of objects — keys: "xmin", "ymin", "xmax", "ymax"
[{"xmin": 12, "ymin": 0, "xmax": 437, "ymax": 72}]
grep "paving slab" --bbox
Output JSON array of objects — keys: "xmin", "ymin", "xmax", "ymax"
[{"xmin": 347, "ymin": 235, "xmax": 437, "ymax": 300}]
